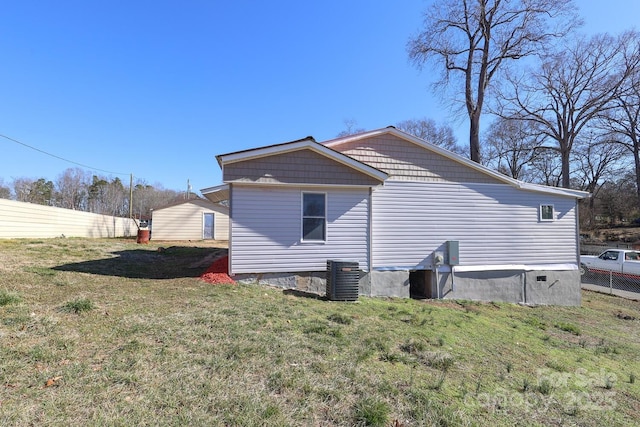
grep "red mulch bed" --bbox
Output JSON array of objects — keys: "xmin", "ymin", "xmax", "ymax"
[{"xmin": 200, "ymin": 255, "xmax": 236, "ymax": 285}]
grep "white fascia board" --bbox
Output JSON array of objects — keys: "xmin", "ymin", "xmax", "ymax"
[
  {"xmin": 322, "ymin": 128, "xmax": 394, "ymax": 146},
  {"xmin": 449, "ymin": 263, "xmax": 579, "ymax": 273},
  {"xmin": 373, "ymin": 263, "xmax": 578, "ymax": 272},
  {"xmin": 218, "ymin": 139, "xmax": 388, "ymax": 182},
  {"xmin": 217, "ymin": 141, "xmax": 311, "ymax": 164},
  {"xmin": 516, "ymin": 182, "xmax": 590, "ymax": 199},
  {"xmin": 201, "ymin": 183, "xmax": 229, "ymax": 194},
  {"xmin": 224, "ymin": 181, "xmax": 383, "ymax": 190}
]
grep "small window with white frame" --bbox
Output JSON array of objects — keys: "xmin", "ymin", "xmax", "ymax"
[
  {"xmin": 302, "ymin": 192, "xmax": 326, "ymax": 241},
  {"xmin": 540, "ymin": 204, "xmax": 554, "ymax": 221}
]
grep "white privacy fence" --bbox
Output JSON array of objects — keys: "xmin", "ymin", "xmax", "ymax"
[{"xmin": 0, "ymin": 198, "xmax": 138, "ymax": 239}]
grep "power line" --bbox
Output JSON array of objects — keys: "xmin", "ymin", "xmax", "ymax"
[{"xmin": 0, "ymin": 133, "xmax": 129, "ymax": 176}]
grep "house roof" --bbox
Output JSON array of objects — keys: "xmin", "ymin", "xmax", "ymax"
[
  {"xmin": 206, "ymin": 126, "xmax": 589, "ymax": 200},
  {"xmin": 216, "ymin": 136, "xmax": 389, "ymax": 183},
  {"xmin": 323, "ymin": 126, "xmax": 589, "ymax": 199},
  {"xmin": 200, "ymin": 184, "xmax": 230, "ymax": 204}
]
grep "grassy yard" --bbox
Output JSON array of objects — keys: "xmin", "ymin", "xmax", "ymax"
[{"xmin": 0, "ymin": 238, "xmax": 639, "ymax": 426}]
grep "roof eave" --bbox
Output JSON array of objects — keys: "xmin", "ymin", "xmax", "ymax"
[
  {"xmin": 201, "ymin": 184, "xmax": 230, "ymax": 203},
  {"xmin": 517, "ymin": 182, "xmax": 590, "ymax": 199}
]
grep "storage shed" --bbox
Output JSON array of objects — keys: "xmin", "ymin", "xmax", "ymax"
[{"xmin": 150, "ymin": 199, "xmax": 229, "ymax": 241}]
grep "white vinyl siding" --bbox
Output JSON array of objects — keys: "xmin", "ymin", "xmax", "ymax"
[
  {"xmin": 152, "ymin": 200, "xmax": 229, "ymax": 241},
  {"xmin": 371, "ymin": 180, "xmax": 578, "ymax": 269},
  {"xmin": 230, "ymin": 185, "xmax": 369, "ymax": 273}
]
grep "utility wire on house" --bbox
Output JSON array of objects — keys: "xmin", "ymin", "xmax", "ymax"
[{"xmin": 0, "ymin": 133, "xmax": 129, "ymax": 176}]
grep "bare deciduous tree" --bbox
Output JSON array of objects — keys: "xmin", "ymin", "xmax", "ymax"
[
  {"xmin": 529, "ymin": 148, "xmax": 562, "ymax": 187},
  {"xmin": 88, "ymin": 176, "xmax": 128, "ymax": 216},
  {"xmin": 336, "ymin": 119, "xmax": 366, "ymax": 137},
  {"xmin": 12, "ymin": 177, "xmax": 54, "ymax": 205},
  {"xmin": 601, "ymin": 57, "xmax": 640, "ymax": 202},
  {"xmin": 55, "ymin": 168, "xmax": 90, "ymax": 210},
  {"xmin": 408, "ymin": 0, "xmax": 579, "ymax": 163},
  {"xmin": 497, "ymin": 32, "xmax": 640, "ymax": 188},
  {"xmin": 395, "ymin": 118, "xmax": 464, "ymax": 155},
  {"xmin": 596, "ymin": 173, "xmax": 638, "ymax": 226},
  {"xmin": 12, "ymin": 177, "xmax": 34, "ymax": 203},
  {"xmin": 572, "ymin": 136, "xmax": 629, "ymax": 228},
  {"xmin": 0, "ymin": 179, "xmax": 10, "ymax": 199},
  {"xmin": 483, "ymin": 116, "xmax": 544, "ymax": 180},
  {"xmin": 130, "ymin": 180, "xmax": 184, "ymax": 219},
  {"xmin": 6, "ymin": 168, "xmax": 182, "ymax": 218}
]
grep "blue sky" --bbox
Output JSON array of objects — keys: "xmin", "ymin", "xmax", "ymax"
[{"xmin": 1, "ymin": 1, "xmax": 638, "ymax": 194}]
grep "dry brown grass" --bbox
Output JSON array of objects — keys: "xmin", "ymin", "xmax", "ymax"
[{"xmin": 0, "ymin": 238, "xmax": 639, "ymax": 426}]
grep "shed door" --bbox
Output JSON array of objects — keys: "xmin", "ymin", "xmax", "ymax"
[{"xmin": 203, "ymin": 213, "xmax": 214, "ymax": 239}]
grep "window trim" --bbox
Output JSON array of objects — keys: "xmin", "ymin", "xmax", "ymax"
[
  {"xmin": 301, "ymin": 192, "xmax": 327, "ymax": 242},
  {"xmin": 540, "ymin": 204, "xmax": 555, "ymax": 222}
]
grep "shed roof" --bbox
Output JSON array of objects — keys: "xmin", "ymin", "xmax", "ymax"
[{"xmin": 152, "ymin": 197, "xmax": 227, "ymax": 212}]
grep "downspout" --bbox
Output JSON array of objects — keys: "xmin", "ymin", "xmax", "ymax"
[
  {"xmin": 368, "ymin": 187, "xmax": 373, "ymax": 284},
  {"xmin": 521, "ymin": 272, "xmax": 526, "ymax": 304},
  {"xmin": 575, "ymin": 198, "xmax": 581, "ymax": 266},
  {"xmin": 228, "ymin": 183, "xmax": 233, "ymax": 276},
  {"xmin": 450, "ymin": 266, "xmax": 455, "ymax": 293}
]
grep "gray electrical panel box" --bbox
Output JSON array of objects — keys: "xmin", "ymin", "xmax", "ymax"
[{"xmin": 446, "ymin": 240, "xmax": 460, "ymax": 265}]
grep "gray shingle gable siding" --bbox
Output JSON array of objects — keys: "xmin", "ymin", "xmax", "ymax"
[
  {"xmin": 333, "ymin": 134, "xmax": 503, "ymax": 184},
  {"xmin": 223, "ymin": 149, "xmax": 382, "ymax": 186}
]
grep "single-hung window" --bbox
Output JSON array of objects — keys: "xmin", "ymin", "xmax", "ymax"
[
  {"xmin": 302, "ymin": 192, "xmax": 326, "ymax": 241},
  {"xmin": 540, "ymin": 204, "xmax": 554, "ymax": 221}
]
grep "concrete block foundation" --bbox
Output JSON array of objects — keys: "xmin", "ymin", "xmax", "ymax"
[
  {"xmin": 431, "ymin": 268, "xmax": 580, "ymax": 306},
  {"xmin": 232, "ymin": 267, "xmax": 581, "ymax": 306},
  {"xmin": 234, "ymin": 271, "xmax": 370, "ymax": 297}
]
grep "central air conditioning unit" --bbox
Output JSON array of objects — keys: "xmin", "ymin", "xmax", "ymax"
[{"xmin": 326, "ymin": 260, "xmax": 359, "ymax": 301}]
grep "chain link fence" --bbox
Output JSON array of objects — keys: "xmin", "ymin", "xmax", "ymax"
[
  {"xmin": 581, "ymin": 268, "xmax": 640, "ymax": 296},
  {"xmin": 581, "ymin": 243, "xmax": 640, "ymax": 298}
]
